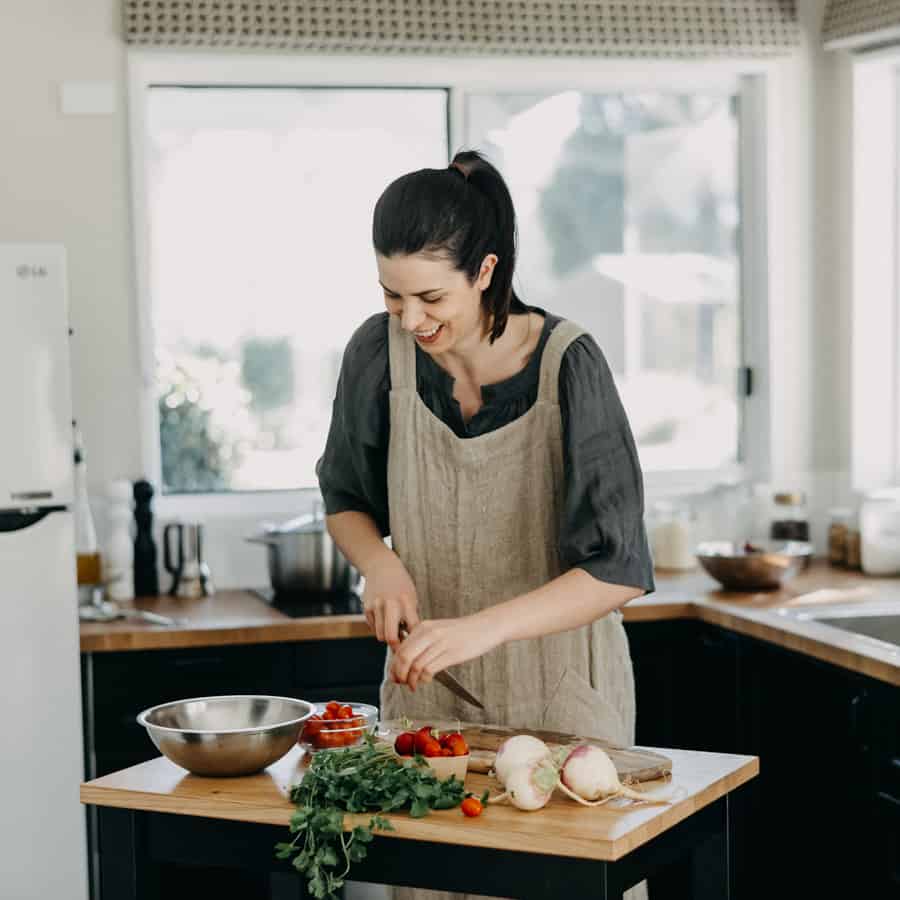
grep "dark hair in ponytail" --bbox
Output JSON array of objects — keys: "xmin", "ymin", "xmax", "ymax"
[{"xmin": 372, "ymin": 149, "xmax": 526, "ymax": 343}]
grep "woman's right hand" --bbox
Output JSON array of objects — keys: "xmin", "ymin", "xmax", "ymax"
[{"xmin": 362, "ymin": 553, "xmax": 420, "ymax": 647}]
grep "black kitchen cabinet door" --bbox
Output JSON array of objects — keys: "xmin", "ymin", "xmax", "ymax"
[
  {"xmin": 867, "ymin": 680, "xmax": 900, "ymax": 895},
  {"xmin": 625, "ymin": 619, "xmax": 691, "ymax": 749},
  {"xmin": 677, "ymin": 623, "xmax": 744, "ymax": 753},
  {"xmin": 293, "ymin": 637, "xmax": 386, "ymax": 692},
  {"xmin": 741, "ymin": 640, "xmax": 874, "ymax": 898}
]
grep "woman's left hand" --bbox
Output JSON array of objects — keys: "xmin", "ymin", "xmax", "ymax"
[{"xmin": 390, "ymin": 615, "xmax": 501, "ymax": 690}]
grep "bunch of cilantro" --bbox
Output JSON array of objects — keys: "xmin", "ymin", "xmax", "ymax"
[{"xmin": 276, "ymin": 736, "xmax": 467, "ymax": 899}]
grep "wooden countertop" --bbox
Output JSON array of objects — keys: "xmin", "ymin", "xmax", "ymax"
[
  {"xmin": 630, "ymin": 561, "xmax": 900, "ymax": 687},
  {"xmin": 80, "ymin": 744, "xmax": 758, "ymax": 863},
  {"xmin": 79, "ymin": 562, "xmax": 900, "ymax": 686},
  {"xmin": 79, "ymin": 591, "xmax": 371, "ymax": 653}
]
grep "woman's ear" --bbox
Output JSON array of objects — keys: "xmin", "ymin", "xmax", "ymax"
[{"xmin": 476, "ymin": 253, "xmax": 498, "ymax": 291}]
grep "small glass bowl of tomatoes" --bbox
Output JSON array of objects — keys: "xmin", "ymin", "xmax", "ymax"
[
  {"xmin": 387, "ymin": 722, "xmax": 470, "ymax": 782},
  {"xmin": 297, "ymin": 701, "xmax": 378, "ymax": 753}
]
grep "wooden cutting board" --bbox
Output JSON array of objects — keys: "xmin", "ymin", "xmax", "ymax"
[{"xmin": 458, "ymin": 723, "xmax": 672, "ymax": 784}]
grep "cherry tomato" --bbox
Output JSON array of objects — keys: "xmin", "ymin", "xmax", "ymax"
[
  {"xmin": 302, "ymin": 717, "xmax": 323, "ymax": 739},
  {"xmin": 422, "ymin": 738, "xmax": 443, "ymax": 757},
  {"xmin": 414, "ymin": 726, "xmax": 436, "ymax": 755},
  {"xmin": 338, "ymin": 705, "xmax": 354, "ymax": 719},
  {"xmin": 446, "ymin": 735, "xmax": 469, "ymax": 757},
  {"xmin": 394, "ymin": 732, "xmax": 416, "ymax": 756},
  {"xmin": 461, "ymin": 797, "xmax": 483, "ymax": 817}
]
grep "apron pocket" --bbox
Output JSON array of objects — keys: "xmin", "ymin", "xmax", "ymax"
[{"xmin": 540, "ymin": 666, "xmax": 628, "ymax": 747}]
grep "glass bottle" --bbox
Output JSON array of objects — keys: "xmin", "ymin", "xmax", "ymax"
[
  {"xmin": 73, "ymin": 424, "xmax": 101, "ymax": 603},
  {"xmin": 770, "ymin": 491, "xmax": 810, "ymax": 542}
]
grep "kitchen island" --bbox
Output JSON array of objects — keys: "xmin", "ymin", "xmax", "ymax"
[{"xmin": 81, "ymin": 745, "xmax": 758, "ymax": 899}]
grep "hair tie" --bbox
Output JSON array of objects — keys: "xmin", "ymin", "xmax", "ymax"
[{"xmin": 449, "ymin": 161, "xmax": 469, "ymax": 181}]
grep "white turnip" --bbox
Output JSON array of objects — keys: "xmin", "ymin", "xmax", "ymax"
[
  {"xmin": 493, "ymin": 734, "xmax": 551, "ymax": 787},
  {"xmin": 558, "ymin": 744, "xmax": 669, "ymax": 807},
  {"xmin": 491, "ymin": 757, "xmax": 558, "ymax": 811}
]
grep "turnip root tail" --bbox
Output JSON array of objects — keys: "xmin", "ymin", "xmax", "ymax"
[
  {"xmin": 557, "ymin": 780, "xmax": 671, "ymax": 807},
  {"xmin": 556, "ymin": 782, "xmax": 618, "ymax": 807}
]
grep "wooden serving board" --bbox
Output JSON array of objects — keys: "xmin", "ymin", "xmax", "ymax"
[{"xmin": 458, "ymin": 724, "xmax": 672, "ymax": 784}]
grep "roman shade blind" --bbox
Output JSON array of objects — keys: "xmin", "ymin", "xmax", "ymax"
[
  {"xmin": 823, "ymin": 0, "xmax": 900, "ymax": 49},
  {"xmin": 123, "ymin": 1, "xmax": 800, "ymax": 57}
]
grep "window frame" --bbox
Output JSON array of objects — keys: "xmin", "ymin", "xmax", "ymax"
[
  {"xmin": 127, "ymin": 50, "xmax": 775, "ymax": 520},
  {"xmin": 848, "ymin": 49, "xmax": 900, "ymax": 491}
]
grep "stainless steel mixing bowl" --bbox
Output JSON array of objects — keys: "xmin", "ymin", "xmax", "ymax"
[
  {"xmin": 137, "ymin": 695, "xmax": 314, "ymax": 776},
  {"xmin": 696, "ymin": 540, "xmax": 813, "ymax": 591}
]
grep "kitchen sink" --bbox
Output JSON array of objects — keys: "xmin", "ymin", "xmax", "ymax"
[
  {"xmin": 777, "ymin": 601, "xmax": 900, "ymax": 650},
  {"xmin": 813, "ymin": 614, "xmax": 900, "ymax": 645}
]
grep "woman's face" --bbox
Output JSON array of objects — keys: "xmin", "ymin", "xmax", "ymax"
[{"xmin": 377, "ymin": 251, "xmax": 496, "ymax": 354}]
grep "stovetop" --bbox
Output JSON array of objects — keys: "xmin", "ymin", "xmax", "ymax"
[{"xmin": 252, "ymin": 588, "xmax": 364, "ymax": 619}]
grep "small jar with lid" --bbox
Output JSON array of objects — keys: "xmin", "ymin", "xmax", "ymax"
[
  {"xmin": 845, "ymin": 509, "xmax": 862, "ymax": 570},
  {"xmin": 650, "ymin": 499, "xmax": 695, "ymax": 571},
  {"xmin": 827, "ymin": 507, "xmax": 851, "ymax": 566},
  {"xmin": 769, "ymin": 491, "xmax": 811, "ymax": 543}
]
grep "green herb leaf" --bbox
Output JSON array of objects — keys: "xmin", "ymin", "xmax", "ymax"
[{"xmin": 276, "ymin": 740, "xmax": 462, "ymax": 889}]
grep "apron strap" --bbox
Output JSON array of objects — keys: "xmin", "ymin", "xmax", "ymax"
[
  {"xmin": 537, "ymin": 320, "xmax": 585, "ymax": 404},
  {"xmin": 387, "ymin": 314, "xmax": 416, "ymax": 391}
]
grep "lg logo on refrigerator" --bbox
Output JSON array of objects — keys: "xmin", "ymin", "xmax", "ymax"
[{"xmin": 16, "ymin": 264, "xmax": 48, "ymax": 278}]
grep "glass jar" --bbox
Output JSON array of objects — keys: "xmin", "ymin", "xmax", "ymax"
[
  {"xmin": 845, "ymin": 509, "xmax": 862, "ymax": 570},
  {"xmin": 827, "ymin": 507, "xmax": 851, "ymax": 566},
  {"xmin": 650, "ymin": 499, "xmax": 695, "ymax": 571},
  {"xmin": 770, "ymin": 491, "xmax": 810, "ymax": 542}
]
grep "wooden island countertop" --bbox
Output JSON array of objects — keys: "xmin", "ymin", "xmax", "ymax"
[
  {"xmin": 81, "ymin": 744, "xmax": 757, "ymax": 864},
  {"xmin": 79, "ymin": 562, "xmax": 900, "ymax": 685}
]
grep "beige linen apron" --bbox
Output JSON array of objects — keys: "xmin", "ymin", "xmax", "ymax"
[{"xmin": 380, "ymin": 314, "xmax": 647, "ymax": 900}]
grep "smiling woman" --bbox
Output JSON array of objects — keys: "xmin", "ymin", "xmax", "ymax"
[{"xmin": 316, "ymin": 150, "xmax": 654, "ymax": 900}]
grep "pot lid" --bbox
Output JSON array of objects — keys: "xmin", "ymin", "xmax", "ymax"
[{"xmin": 262, "ymin": 512, "xmax": 325, "ymax": 535}]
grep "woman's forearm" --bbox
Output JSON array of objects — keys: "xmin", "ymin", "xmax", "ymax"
[
  {"xmin": 477, "ymin": 568, "xmax": 643, "ymax": 644},
  {"xmin": 325, "ymin": 510, "xmax": 394, "ymax": 576}
]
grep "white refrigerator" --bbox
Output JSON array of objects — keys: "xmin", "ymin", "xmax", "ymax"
[{"xmin": 0, "ymin": 243, "xmax": 88, "ymax": 899}]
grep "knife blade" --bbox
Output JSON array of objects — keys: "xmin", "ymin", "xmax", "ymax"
[{"xmin": 398, "ymin": 625, "xmax": 485, "ymax": 711}]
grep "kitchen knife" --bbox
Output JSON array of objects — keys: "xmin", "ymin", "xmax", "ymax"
[{"xmin": 398, "ymin": 625, "xmax": 485, "ymax": 711}]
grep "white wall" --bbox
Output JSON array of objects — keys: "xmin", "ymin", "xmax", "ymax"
[
  {"xmin": 763, "ymin": 0, "xmax": 856, "ymax": 549},
  {"xmin": 1, "ymin": 0, "xmax": 141, "ymax": 491},
  {"xmin": 0, "ymin": 0, "xmax": 858, "ymax": 583}
]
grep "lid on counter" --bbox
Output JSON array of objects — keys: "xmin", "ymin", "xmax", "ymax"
[{"xmin": 773, "ymin": 491, "xmax": 806, "ymax": 506}]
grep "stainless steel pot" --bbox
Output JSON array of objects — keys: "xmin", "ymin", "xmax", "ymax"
[{"xmin": 246, "ymin": 510, "xmax": 359, "ymax": 594}]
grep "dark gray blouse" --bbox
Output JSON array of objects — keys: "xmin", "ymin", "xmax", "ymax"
[{"xmin": 316, "ymin": 309, "xmax": 655, "ymax": 594}]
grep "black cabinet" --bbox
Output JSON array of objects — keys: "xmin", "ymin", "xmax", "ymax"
[
  {"xmin": 626, "ymin": 619, "xmax": 898, "ymax": 900},
  {"xmin": 625, "ymin": 619, "xmax": 744, "ymax": 753},
  {"xmin": 741, "ymin": 638, "xmax": 872, "ymax": 897},
  {"xmin": 867, "ymin": 679, "xmax": 900, "ymax": 894}
]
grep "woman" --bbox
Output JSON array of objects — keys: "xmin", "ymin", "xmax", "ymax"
[{"xmin": 317, "ymin": 150, "xmax": 654, "ymax": 900}]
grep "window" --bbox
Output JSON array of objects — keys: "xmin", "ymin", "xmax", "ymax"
[
  {"xmin": 145, "ymin": 86, "xmax": 447, "ymax": 493},
  {"xmin": 130, "ymin": 55, "xmax": 767, "ymax": 504},
  {"xmin": 466, "ymin": 92, "xmax": 741, "ymax": 471}
]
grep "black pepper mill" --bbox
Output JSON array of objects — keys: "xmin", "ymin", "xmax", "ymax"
[{"xmin": 133, "ymin": 479, "xmax": 160, "ymax": 597}]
